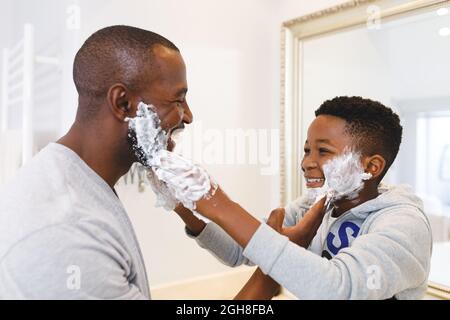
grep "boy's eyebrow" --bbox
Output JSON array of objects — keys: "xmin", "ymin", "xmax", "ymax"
[
  {"xmin": 316, "ymin": 139, "xmax": 337, "ymax": 147},
  {"xmin": 305, "ymin": 139, "xmax": 336, "ymax": 146},
  {"xmin": 316, "ymin": 139, "xmax": 331, "ymax": 143}
]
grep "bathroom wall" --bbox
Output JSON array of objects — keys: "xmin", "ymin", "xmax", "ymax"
[
  {"xmin": 1, "ymin": 0, "xmax": 347, "ymax": 286},
  {"xmin": 95, "ymin": 0, "xmax": 347, "ymax": 286}
]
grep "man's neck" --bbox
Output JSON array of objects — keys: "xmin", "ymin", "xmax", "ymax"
[{"xmin": 57, "ymin": 122, "xmax": 131, "ymax": 189}]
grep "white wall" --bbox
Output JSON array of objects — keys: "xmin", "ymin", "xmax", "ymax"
[
  {"xmin": 0, "ymin": 0, "xmax": 13, "ymax": 128},
  {"xmin": 0, "ymin": 0, "xmax": 80, "ymax": 146},
  {"xmin": 77, "ymin": 0, "xmax": 347, "ymax": 286},
  {"xmin": 1, "ymin": 0, "xmax": 347, "ymax": 286}
]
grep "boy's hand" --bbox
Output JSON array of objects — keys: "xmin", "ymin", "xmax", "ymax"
[
  {"xmin": 235, "ymin": 198, "xmax": 327, "ymax": 300},
  {"xmin": 266, "ymin": 197, "xmax": 326, "ymax": 247},
  {"xmin": 266, "ymin": 208, "xmax": 285, "ymax": 233}
]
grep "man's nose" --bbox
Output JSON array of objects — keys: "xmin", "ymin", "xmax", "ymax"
[{"xmin": 182, "ymin": 101, "xmax": 193, "ymax": 124}]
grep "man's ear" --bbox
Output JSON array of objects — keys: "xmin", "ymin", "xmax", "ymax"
[
  {"xmin": 363, "ymin": 154, "xmax": 386, "ymax": 180},
  {"xmin": 106, "ymin": 83, "xmax": 134, "ymax": 122}
]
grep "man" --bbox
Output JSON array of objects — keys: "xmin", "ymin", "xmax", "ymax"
[{"xmin": 0, "ymin": 25, "xmax": 192, "ymax": 299}]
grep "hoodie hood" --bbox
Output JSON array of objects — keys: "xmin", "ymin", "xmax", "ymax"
[{"xmin": 349, "ymin": 183, "xmax": 425, "ymax": 220}]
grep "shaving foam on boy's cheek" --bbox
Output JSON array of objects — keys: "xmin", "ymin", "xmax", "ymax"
[
  {"xmin": 306, "ymin": 150, "xmax": 372, "ymax": 206},
  {"xmin": 126, "ymin": 102, "xmax": 216, "ymax": 211},
  {"xmin": 324, "ymin": 151, "xmax": 372, "ymax": 200}
]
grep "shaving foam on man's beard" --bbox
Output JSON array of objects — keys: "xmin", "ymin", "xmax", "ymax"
[
  {"xmin": 126, "ymin": 102, "xmax": 215, "ymax": 211},
  {"xmin": 306, "ymin": 150, "xmax": 372, "ymax": 207},
  {"xmin": 125, "ymin": 102, "xmax": 168, "ymax": 167}
]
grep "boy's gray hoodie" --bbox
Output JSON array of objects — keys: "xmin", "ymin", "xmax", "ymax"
[{"xmin": 186, "ymin": 184, "xmax": 433, "ymax": 299}]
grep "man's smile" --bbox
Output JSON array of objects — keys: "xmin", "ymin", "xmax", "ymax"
[{"xmin": 167, "ymin": 125, "xmax": 184, "ymax": 151}]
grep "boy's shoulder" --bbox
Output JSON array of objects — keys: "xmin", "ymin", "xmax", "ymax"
[
  {"xmin": 359, "ymin": 184, "xmax": 431, "ymax": 235},
  {"xmin": 357, "ymin": 183, "xmax": 424, "ymax": 215}
]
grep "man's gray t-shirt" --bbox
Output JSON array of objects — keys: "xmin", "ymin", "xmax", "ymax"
[{"xmin": 0, "ymin": 143, "xmax": 150, "ymax": 299}]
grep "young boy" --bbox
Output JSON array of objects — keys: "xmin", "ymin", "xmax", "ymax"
[{"xmin": 175, "ymin": 96, "xmax": 433, "ymax": 300}]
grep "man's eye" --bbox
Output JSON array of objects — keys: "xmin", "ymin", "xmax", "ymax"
[
  {"xmin": 304, "ymin": 148, "xmax": 310, "ymax": 154},
  {"xmin": 173, "ymin": 101, "xmax": 184, "ymax": 108},
  {"xmin": 319, "ymin": 148, "xmax": 331, "ymax": 154}
]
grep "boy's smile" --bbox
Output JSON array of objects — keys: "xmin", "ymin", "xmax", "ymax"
[{"xmin": 304, "ymin": 177, "xmax": 326, "ymax": 188}]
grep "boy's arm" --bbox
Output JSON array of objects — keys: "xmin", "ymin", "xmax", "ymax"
[
  {"xmin": 234, "ymin": 208, "xmax": 286, "ymax": 300},
  {"xmin": 195, "ymin": 187, "xmax": 263, "ymax": 248},
  {"xmin": 174, "ymin": 204, "xmax": 206, "ymax": 236},
  {"xmin": 234, "ymin": 199, "xmax": 326, "ymax": 300},
  {"xmin": 195, "ymin": 188, "xmax": 431, "ymax": 299},
  {"xmin": 234, "ymin": 268, "xmax": 279, "ymax": 300},
  {"xmin": 174, "ymin": 193, "xmax": 306, "ymax": 268},
  {"xmin": 174, "ymin": 202, "xmax": 253, "ymax": 267}
]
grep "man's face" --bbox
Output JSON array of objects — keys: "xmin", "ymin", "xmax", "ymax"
[
  {"xmin": 301, "ymin": 115, "xmax": 355, "ymax": 188},
  {"xmin": 135, "ymin": 45, "xmax": 193, "ymax": 152}
]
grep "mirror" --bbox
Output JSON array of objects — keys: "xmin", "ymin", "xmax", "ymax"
[{"xmin": 280, "ymin": 0, "xmax": 450, "ymax": 299}]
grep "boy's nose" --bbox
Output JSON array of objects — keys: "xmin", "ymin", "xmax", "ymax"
[{"xmin": 301, "ymin": 156, "xmax": 319, "ymax": 172}]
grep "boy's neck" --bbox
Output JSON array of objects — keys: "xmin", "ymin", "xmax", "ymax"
[{"xmin": 331, "ymin": 183, "xmax": 380, "ymax": 217}]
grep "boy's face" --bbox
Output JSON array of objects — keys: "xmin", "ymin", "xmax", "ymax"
[{"xmin": 301, "ymin": 115, "xmax": 355, "ymax": 188}]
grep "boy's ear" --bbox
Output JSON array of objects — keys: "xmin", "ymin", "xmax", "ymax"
[
  {"xmin": 363, "ymin": 154, "xmax": 386, "ymax": 180},
  {"xmin": 107, "ymin": 83, "xmax": 135, "ymax": 122}
]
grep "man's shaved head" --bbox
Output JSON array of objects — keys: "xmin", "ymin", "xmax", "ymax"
[{"xmin": 73, "ymin": 25, "xmax": 179, "ymax": 113}]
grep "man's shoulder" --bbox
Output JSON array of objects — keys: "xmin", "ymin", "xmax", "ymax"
[
  {"xmin": 0, "ymin": 144, "xmax": 90, "ymax": 260},
  {"xmin": 0, "ymin": 146, "xmax": 74, "ymax": 217},
  {"xmin": 0, "ymin": 207, "xmax": 119, "ymax": 264}
]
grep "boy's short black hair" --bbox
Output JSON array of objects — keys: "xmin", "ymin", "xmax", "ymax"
[{"xmin": 315, "ymin": 96, "xmax": 403, "ymax": 180}]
